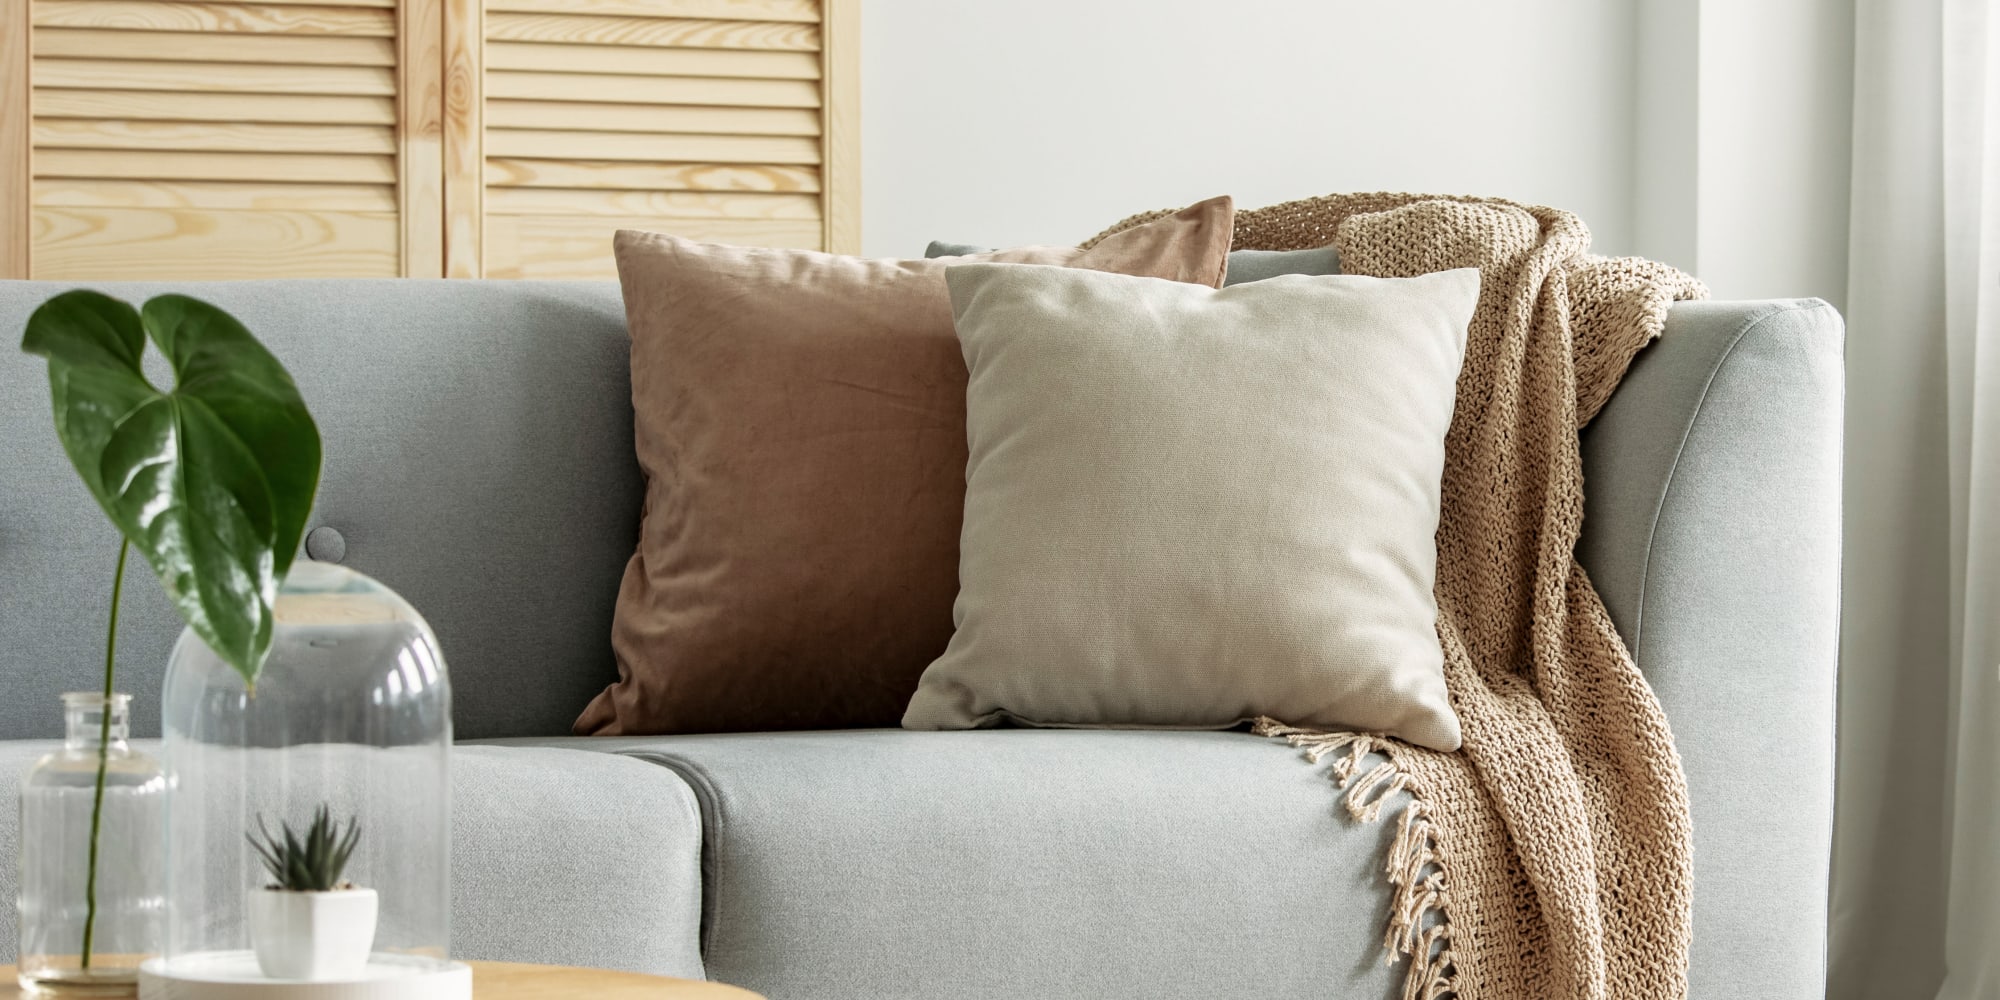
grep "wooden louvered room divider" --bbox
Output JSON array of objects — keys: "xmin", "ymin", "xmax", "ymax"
[{"xmin": 0, "ymin": 0, "xmax": 858, "ymax": 280}]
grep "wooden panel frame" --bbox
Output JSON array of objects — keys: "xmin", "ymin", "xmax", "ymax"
[
  {"xmin": 31, "ymin": 205, "xmax": 400, "ymax": 279},
  {"xmin": 819, "ymin": 0, "xmax": 858, "ymax": 254},
  {"xmin": 2, "ymin": 0, "xmax": 30, "ymax": 277},
  {"xmin": 400, "ymin": 0, "xmax": 445, "ymax": 276},
  {"xmin": 442, "ymin": 0, "xmax": 481, "ymax": 276}
]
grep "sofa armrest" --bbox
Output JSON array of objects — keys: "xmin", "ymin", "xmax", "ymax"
[
  {"xmin": 1578, "ymin": 298, "xmax": 1843, "ymax": 1000},
  {"xmin": 450, "ymin": 746, "xmax": 705, "ymax": 978},
  {"xmin": 0, "ymin": 741, "xmax": 707, "ymax": 979}
]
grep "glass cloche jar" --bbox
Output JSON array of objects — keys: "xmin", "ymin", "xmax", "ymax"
[{"xmin": 140, "ymin": 561, "xmax": 470, "ymax": 999}]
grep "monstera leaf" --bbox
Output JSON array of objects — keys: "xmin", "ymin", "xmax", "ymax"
[{"xmin": 22, "ymin": 291, "xmax": 321, "ymax": 688}]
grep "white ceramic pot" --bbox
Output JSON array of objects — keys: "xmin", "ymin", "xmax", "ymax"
[{"xmin": 247, "ymin": 886, "xmax": 378, "ymax": 981}]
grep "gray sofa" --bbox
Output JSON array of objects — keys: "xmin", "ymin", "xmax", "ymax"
[{"xmin": 0, "ymin": 280, "xmax": 1843, "ymax": 1000}]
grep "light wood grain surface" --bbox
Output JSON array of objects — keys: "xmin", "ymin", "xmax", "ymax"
[
  {"xmin": 485, "ymin": 100, "xmax": 821, "ymax": 137},
  {"xmin": 33, "ymin": 90, "xmax": 398, "ymax": 125},
  {"xmin": 33, "ymin": 118, "xmax": 397, "ymax": 154},
  {"xmin": 482, "ymin": 0, "xmax": 817, "ymax": 22},
  {"xmin": 484, "ymin": 212, "xmax": 818, "ymax": 279},
  {"xmin": 471, "ymin": 962, "xmax": 764, "ymax": 998},
  {"xmin": 31, "ymin": 1, "xmax": 398, "ymax": 37},
  {"xmin": 0, "ymin": 962, "xmax": 765, "ymax": 999},
  {"xmin": 484, "ymin": 130, "xmax": 821, "ymax": 165},
  {"xmin": 397, "ymin": 0, "xmax": 445, "ymax": 275},
  {"xmin": 1, "ymin": 0, "xmax": 31, "ymax": 278},
  {"xmin": 3, "ymin": 0, "xmax": 856, "ymax": 278},
  {"xmin": 484, "ymin": 187, "xmax": 820, "ymax": 220},
  {"xmin": 485, "ymin": 158, "xmax": 820, "ymax": 194},
  {"xmin": 35, "ymin": 149, "xmax": 397, "ymax": 183},
  {"xmin": 485, "ymin": 12, "xmax": 818, "ymax": 51},
  {"xmin": 440, "ymin": 0, "xmax": 482, "ymax": 276},
  {"xmin": 819, "ymin": 0, "xmax": 859, "ymax": 253},
  {"xmin": 33, "ymin": 27, "xmax": 397, "ymax": 65},
  {"xmin": 31, "ymin": 205, "xmax": 400, "ymax": 278}
]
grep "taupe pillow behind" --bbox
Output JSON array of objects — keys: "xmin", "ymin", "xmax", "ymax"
[
  {"xmin": 577, "ymin": 197, "xmax": 1234, "ymax": 735},
  {"xmin": 903, "ymin": 263, "xmax": 1477, "ymax": 750},
  {"xmin": 925, "ymin": 240, "xmax": 1341, "ymax": 283}
]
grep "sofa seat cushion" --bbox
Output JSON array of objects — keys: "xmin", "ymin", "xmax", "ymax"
[
  {"xmin": 501, "ymin": 730, "xmax": 1405, "ymax": 1000},
  {"xmin": 0, "ymin": 741, "xmax": 705, "ymax": 980}
]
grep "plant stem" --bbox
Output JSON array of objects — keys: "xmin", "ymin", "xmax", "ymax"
[{"xmin": 80, "ymin": 539, "xmax": 128, "ymax": 970}]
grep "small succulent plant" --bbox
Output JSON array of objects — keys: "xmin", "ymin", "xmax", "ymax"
[{"xmin": 248, "ymin": 805, "xmax": 362, "ymax": 892}]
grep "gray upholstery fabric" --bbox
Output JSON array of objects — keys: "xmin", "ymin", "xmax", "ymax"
[
  {"xmin": 475, "ymin": 301, "xmax": 1842, "ymax": 1000},
  {"xmin": 486, "ymin": 731, "xmax": 1405, "ymax": 1000},
  {"xmin": 0, "ymin": 279, "xmax": 1842, "ymax": 1000},
  {"xmin": 0, "ymin": 280, "xmax": 638, "ymax": 740},
  {"xmin": 1579, "ymin": 299, "xmax": 1844, "ymax": 1000},
  {"xmin": 923, "ymin": 241, "xmax": 1341, "ymax": 284},
  {"xmin": 0, "ymin": 742, "xmax": 705, "ymax": 978},
  {"xmin": 1219, "ymin": 246, "xmax": 1342, "ymax": 283},
  {"xmin": 450, "ymin": 746, "xmax": 704, "ymax": 978}
]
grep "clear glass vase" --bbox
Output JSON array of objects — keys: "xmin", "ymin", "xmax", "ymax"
[{"xmin": 18, "ymin": 692, "xmax": 166, "ymax": 997}]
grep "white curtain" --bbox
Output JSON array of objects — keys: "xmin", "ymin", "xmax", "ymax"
[{"xmin": 1832, "ymin": 1, "xmax": 2000, "ymax": 998}]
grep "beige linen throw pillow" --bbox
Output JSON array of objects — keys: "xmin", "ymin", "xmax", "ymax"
[{"xmin": 902, "ymin": 263, "xmax": 1479, "ymax": 751}]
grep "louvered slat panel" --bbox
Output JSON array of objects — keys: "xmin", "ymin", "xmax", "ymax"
[
  {"xmin": 485, "ymin": 213, "xmax": 821, "ymax": 279},
  {"xmin": 485, "ymin": 187, "xmax": 820, "ymax": 219},
  {"xmin": 483, "ymin": 0, "xmax": 818, "ymax": 23},
  {"xmin": 236, "ymin": 0, "xmax": 392, "ymax": 8},
  {"xmin": 34, "ymin": 89, "xmax": 397, "ymax": 125},
  {"xmin": 480, "ymin": 0, "xmax": 841, "ymax": 272},
  {"xmin": 34, "ymin": 27, "xmax": 397, "ymax": 64},
  {"xmin": 26, "ymin": 0, "xmax": 416, "ymax": 276},
  {"xmin": 8, "ymin": 0, "xmax": 853, "ymax": 278},
  {"xmin": 484, "ymin": 40, "xmax": 819, "ymax": 79},
  {"xmin": 36, "ymin": 149, "xmax": 398, "ymax": 183},
  {"xmin": 486, "ymin": 99, "xmax": 820, "ymax": 136},
  {"xmin": 485, "ymin": 129, "xmax": 819, "ymax": 165},
  {"xmin": 35, "ymin": 58, "xmax": 396, "ymax": 95},
  {"xmin": 37, "ymin": 178, "xmax": 399, "ymax": 211},
  {"xmin": 485, "ymin": 70, "xmax": 817, "ymax": 107},
  {"xmin": 485, "ymin": 157, "xmax": 820, "ymax": 193},
  {"xmin": 485, "ymin": 12, "xmax": 817, "ymax": 51},
  {"xmin": 35, "ymin": 119, "xmax": 397, "ymax": 154},
  {"xmin": 31, "ymin": 1, "xmax": 397, "ymax": 36},
  {"xmin": 32, "ymin": 206, "xmax": 400, "ymax": 278}
]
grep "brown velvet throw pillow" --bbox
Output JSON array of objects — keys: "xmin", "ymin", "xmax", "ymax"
[{"xmin": 575, "ymin": 196, "xmax": 1235, "ymax": 734}]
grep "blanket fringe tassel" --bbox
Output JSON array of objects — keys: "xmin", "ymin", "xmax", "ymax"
[{"xmin": 1252, "ymin": 719, "xmax": 1458, "ymax": 1000}]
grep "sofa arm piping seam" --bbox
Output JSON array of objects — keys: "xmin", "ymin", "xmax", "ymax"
[
  {"xmin": 1630, "ymin": 301, "xmax": 1834, "ymax": 651},
  {"xmin": 618, "ymin": 750, "xmax": 726, "ymax": 963}
]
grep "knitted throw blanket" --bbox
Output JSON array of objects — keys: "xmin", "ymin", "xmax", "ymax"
[{"xmin": 1088, "ymin": 194, "xmax": 1706, "ymax": 1000}]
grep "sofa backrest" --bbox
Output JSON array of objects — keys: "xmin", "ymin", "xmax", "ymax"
[{"xmin": 0, "ymin": 280, "xmax": 638, "ymax": 740}]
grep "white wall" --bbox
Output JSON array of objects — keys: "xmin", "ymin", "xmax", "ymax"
[
  {"xmin": 859, "ymin": 0, "xmax": 1640, "ymax": 259},
  {"xmin": 1693, "ymin": 0, "xmax": 1854, "ymax": 307}
]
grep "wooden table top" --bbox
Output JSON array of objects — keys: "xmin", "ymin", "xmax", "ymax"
[
  {"xmin": 470, "ymin": 962, "xmax": 762, "ymax": 998},
  {"xmin": 1, "ymin": 961, "xmax": 765, "ymax": 999}
]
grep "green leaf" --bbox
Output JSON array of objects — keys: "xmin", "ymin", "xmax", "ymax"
[{"xmin": 22, "ymin": 291, "xmax": 321, "ymax": 687}]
